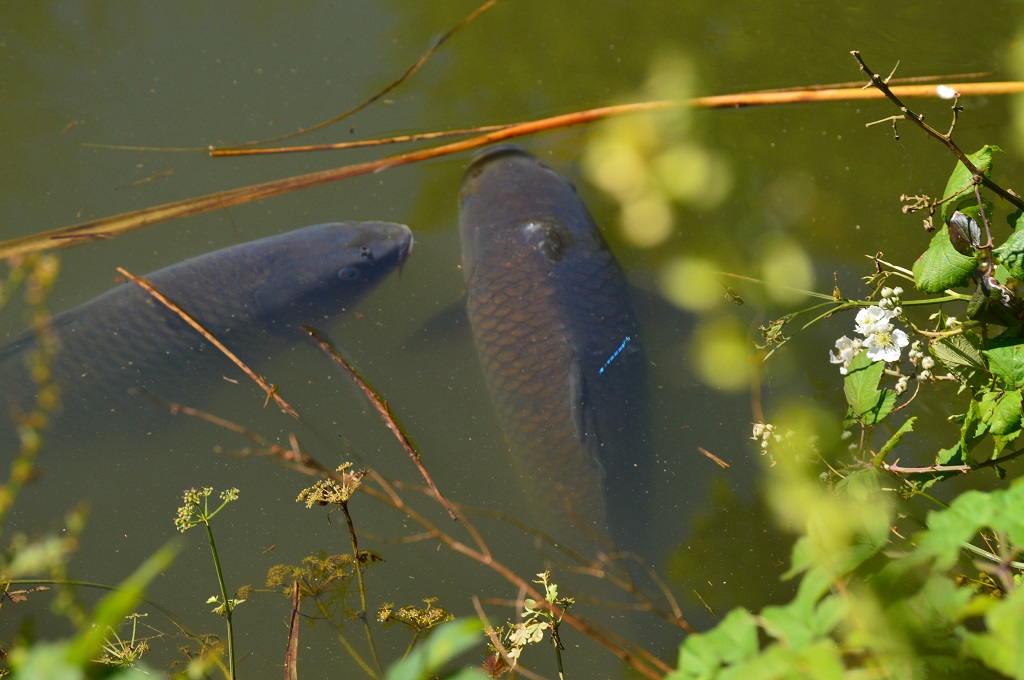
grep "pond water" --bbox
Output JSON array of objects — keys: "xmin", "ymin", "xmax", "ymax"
[{"xmin": 3, "ymin": 1, "xmax": 1024, "ymax": 677}]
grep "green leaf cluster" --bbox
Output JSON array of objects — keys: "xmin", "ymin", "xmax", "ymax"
[
  {"xmin": 672, "ymin": 140, "xmax": 1024, "ymax": 679},
  {"xmin": 671, "ymin": 469, "xmax": 1024, "ymax": 679}
]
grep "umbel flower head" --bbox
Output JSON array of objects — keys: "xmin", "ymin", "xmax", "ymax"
[{"xmin": 830, "ymin": 304, "xmax": 909, "ymax": 374}]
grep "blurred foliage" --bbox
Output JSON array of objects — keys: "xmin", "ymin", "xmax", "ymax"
[{"xmin": 668, "ymin": 69, "xmax": 1024, "ymax": 677}]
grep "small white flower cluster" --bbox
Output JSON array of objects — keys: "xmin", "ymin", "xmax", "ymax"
[
  {"xmin": 751, "ymin": 422, "xmax": 817, "ymax": 465},
  {"xmin": 830, "ymin": 301, "xmax": 910, "ymax": 375},
  {"xmin": 752, "ymin": 422, "xmax": 780, "ymax": 465},
  {"xmin": 877, "ymin": 286, "xmax": 903, "ymax": 314},
  {"xmin": 904, "ymin": 339, "xmax": 936, "ymax": 387}
]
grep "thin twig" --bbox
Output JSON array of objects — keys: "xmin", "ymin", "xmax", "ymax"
[
  {"xmin": 210, "ymin": 123, "xmax": 512, "ymax": 157},
  {"xmin": 851, "ymin": 51, "xmax": 1024, "ymax": 213},
  {"xmin": 10, "ymin": 75, "xmax": 1024, "ymax": 260},
  {"xmin": 213, "ymin": 0, "xmax": 503, "ymax": 152},
  {"xmin": 135, "ymin": 395, "xmax": 679, "ymax": 677},
  {"xmin": 284, "ymin": 581, "xmax": 300, "ymax": 680},
  {"xmin": 880, "ymin": 445, "xmax": 1024, "ymax": 474},
  {"xmin": 116, "ymin": 267, "xmax": 298, "ymax": 418},
  {"xmin": 302, "ymin": 325, "xmax": 458, "ymax": 521}
]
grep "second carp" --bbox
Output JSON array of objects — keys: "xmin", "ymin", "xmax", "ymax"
[{"xmin": 459, "ymin": 146, "xmax": 650, "ymax": 551}]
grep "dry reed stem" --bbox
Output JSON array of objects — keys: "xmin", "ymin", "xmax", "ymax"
[{"xmin": 116, "ymin": 267, "xmax": 298, "ymax": 418}]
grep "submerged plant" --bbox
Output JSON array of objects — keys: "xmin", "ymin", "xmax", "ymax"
[
  {"xmin": 294, "ymin": 464, "xmax": 385, "ymax": 678},
  {"xmin": 96, "ymin": 613, "xmax": 154, "ymax": 669},
  {"xmin": 378, "ymin": 597, "xmax": 455, "ymax": 660}
]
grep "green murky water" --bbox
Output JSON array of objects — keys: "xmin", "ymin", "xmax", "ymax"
[{"xmin": 3, "ymin": 2, "xmax": 1024, "ymax": 676}]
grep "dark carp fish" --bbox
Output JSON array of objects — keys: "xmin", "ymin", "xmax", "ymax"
[
  {"xmin": 459, "ymin": 146, "xmax": 650, "ymax": 550},
  {"xmin": 0, "ymin": 221, "xmax": 413, "ymax": 453}
]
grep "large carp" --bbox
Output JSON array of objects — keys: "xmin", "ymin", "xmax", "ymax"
[
  {"xmin": 0, "ymin": 221, "xmax": 413, "ymax": 454},
  {"xmin": 459, "ymin": 146, "xmax": 650, "ymax": 551}
]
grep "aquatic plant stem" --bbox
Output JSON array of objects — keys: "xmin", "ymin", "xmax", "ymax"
[
  {"xmin": 203, "ymin": 521, "xmax": 236, "ymax": 680},
  {"xmin": 402, "ymin": 630, "xmax": 422, "ymax": 662},
  {"xmin": 342, "ymin": 501, "xmax": 384, "ymax": 678},
  {"xmin": 309, "ymin": 594, "xmax": 380, "ymax": 679},
  {"xmin": 553, "ymin": 633, "xmax": 566, "ymax": 680}
]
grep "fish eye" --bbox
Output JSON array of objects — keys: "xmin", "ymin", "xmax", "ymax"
[
  {"xmin": 521, "ymin": 218, "xmax": 569, "ymax": 263},
  {"xmin": 337, "ymin": 266, "xmax": 362, "ymax": 281}
]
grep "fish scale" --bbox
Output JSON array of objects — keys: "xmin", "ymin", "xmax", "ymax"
[
  {"xmin": 0, "ymin": 221, "xmax": 412, "ymax": 455},
  {"xmin": 460, "ymin": 146, "xmax": 650, "ymax": 550}
]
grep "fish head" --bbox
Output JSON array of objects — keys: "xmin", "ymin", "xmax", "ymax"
[
  {"xmin": 252, "ymin": 221, "xmax": 413, "ymax": 329},
  {"xmin": 459, "ymin": 146, "xmax": 599, "ymax": 280}
]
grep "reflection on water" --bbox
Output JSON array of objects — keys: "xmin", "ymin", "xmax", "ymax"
[{"xmin": 4, "ymin": 1, "xmax": 1024, "ymax": 676}]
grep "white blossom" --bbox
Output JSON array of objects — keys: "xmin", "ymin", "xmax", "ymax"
[
  {"xmin": 863, "ymin": 326, "xmax": 910, "ymax": 363},
  {"xmin": 830, "ymin": 335, "xmax": 863, "ymax": 375},
  {"xmin": 855, "ymin": 305, "xmax": 897, "ymax": 335}
]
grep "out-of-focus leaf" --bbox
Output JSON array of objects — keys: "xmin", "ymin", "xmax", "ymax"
[
  {"xmin": 914, "ymin": 483, "xmax": 1024, "ymax": 570},
  {"xmin": 386, "ymin": 619, "xmax": 484, "ymax": 680},
  {"xmin": 674, "ymin": 607, "xmax": 759, "ymax": 678},
  {"xmin": 10, "ymin": 641, "xmax": 156, "ymax": 680},
  {"xmin": 962, "ymin": 585, "xmax": 1024, "ymax": 678},
  {"xmin": 912, "ymin": 225, "xmax": 978, "ymax": 294},
  {"xmin": 941, "ymin": 145, "xmax": 999, "ymax": 223}
]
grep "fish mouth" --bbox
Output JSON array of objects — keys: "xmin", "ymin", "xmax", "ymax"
[{"xmin": 396, "ymin": 227, "xmax": 414, "ymax": 277}]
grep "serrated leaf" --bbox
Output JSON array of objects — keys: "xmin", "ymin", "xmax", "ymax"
[
  {"xmin": 994, "ymin": 215, "xmax": 1024, "ymax": 280},
  {"xmin": 842, "ymin": 353, "xmax": 896, "ymax": 426},
  {"xmin": 993, "ymin": 430, "xmax": 1022, "ymax": 455},
  {"xmin": 1007, "ymin": 209, "xmax": 1023, "ymax": 230},
  {"xmin": 873, "ymin": 417, "xmax": 915, "ymax": 464},
  {"xmin": 960, "ymin": 398, "xmax": 988, "ymax": 454},
  {"xmin": 930, "ymin": 332, "xmax": 986, "ymax": 370},
  {"xmin": 936, "ymin": 442, "xmax": 964, "ymax": 466},
  {"xmin": 913, "ymin": 225, "xmax": 978, "ymax": 293},
  {"xmin": 915, "ymin": 491, "xmax": 995, "ymax": 568},
  {"xmin": 932, "ymin": 333, "xmax": 988, "ymax": 392},
  {"xmin": 983, "ymin": 339, "xmax": 1024, "ymax": 389},
  {"xmin": 941, "ymin": 145, "xmax": 1000, "ymax": 223},
  {"xmin": 980, "ymin": 389, "xmax": 1022, "ymax": 436}
]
